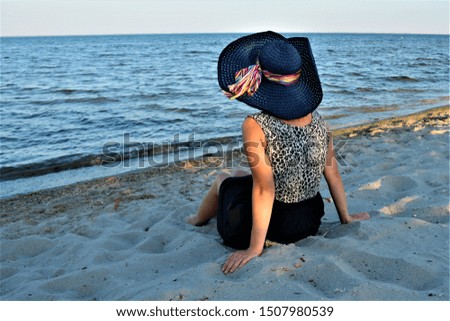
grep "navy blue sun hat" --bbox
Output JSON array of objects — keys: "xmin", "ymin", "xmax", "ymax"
[{"xmin": 218, "ymin": 31, "xmax": 322, "ymax": 120}]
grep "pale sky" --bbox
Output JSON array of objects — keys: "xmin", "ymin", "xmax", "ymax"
[{"xmin": 1, "ymin": 0, "xmax": 448, "ymax": 37}]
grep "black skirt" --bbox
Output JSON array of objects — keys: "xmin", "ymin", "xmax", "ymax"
[{"xmin": 217, "ymin": 175, "xmax": 324, "ymax": 249}]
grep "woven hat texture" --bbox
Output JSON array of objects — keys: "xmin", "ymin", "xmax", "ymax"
[{"xmin": 218, "ymin": 31, "xmax": 322, "ymax": 120}]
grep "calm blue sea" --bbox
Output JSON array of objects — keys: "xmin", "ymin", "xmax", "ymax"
[{"xmin": 0, "ymin": 33, "xmax": 448, "ymax": 196}]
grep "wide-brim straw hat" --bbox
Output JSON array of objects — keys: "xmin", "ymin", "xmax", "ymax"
[{"xmin": 218, "ymin": 31, "xmax": 322, "ymax": 120}]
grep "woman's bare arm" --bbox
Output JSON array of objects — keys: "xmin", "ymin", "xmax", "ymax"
[
  {"xmin": 323, "ymin": 130, "xmax": 370, "ymax": 223},
  {"xmin": 222, "ymin": 117, "xmax": 275, "ymax": 274}
]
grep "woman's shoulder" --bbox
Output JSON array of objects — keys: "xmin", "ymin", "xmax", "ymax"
[
  {"xmin": 242, "ymin": 114, "xmax": 267, "ymax": 141},
  {"xmin": 247, "ymin": 112, "xmax": 273, "ymax": 127},
  {"xmin": 312, "ymin": 110, "xmax": 327, "ymax": 127},
  {"xmin": 312, "ymin": 110, "xmax": 323, "ymax": 120}
]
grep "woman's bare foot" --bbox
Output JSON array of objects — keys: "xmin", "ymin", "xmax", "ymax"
[{"xmin": 186, "ymin": 214, "xmax": 204, "ymax": 226}]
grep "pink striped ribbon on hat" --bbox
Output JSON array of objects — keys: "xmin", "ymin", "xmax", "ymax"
[{"xmin": 224, "ymin": 64, "xmax": 301, "ymax": 100}]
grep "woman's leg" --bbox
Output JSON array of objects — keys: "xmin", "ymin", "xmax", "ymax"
[
  {"xmin": 186, "ymin": 172, "xmax": 231, "ymax": 226},
  {"xmin": 187, "ymin": 169, "xmax": 250, "ymax": 226}
]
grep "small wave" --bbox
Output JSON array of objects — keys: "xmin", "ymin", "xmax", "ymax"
[
  {"xmin": 135, "ymin": 103, "xmax": 165, "ymax": 112},
  {"xmin": 55, "ymin": 88, "xmax": 100, "ymax": 95},
  {"xmin": 321, "ymin": 73, "xmax": 340, "ymax": 79},
  {"xmin": 40, "ymin": 65, "xmax": 60, "ymax": 69},
  {"xmin": 418, "ymin": 97, "xmax": 450, "ymax": 105},
  {"xmin": 416, "ymin": 57, "xmax": 439, "ymax": 62},
  {"xmin": 344, "ymin": 105, "xmax": 400, "ymax": 113},
  {"xmin": 323, "ymin": 113, "xmax": 349, "ymax": 120},
  {"xmin": 80, "ymin": 117, "xmax": 95, "ymax": 125},
  {"xmin": 79, "ymin": 72, "xmax": 97, "ymax": 77},
  {"xmin": 57, "ymin": 89, "xmax": 76, "ymax": 95},
  {"xmin": 20, "ymin": 87, "xmax": 39, "ymax": 92},
  {"xmin": 393, "ymin": 88, "xmax": 425, "ymax": 93},
  {"xmin": 30, "ymin": 96, "xmax": 118, "ymax": 105},
  {"xmin": 331, "ymin": 89, "xmax": 354, "ymax": 95},
  {"xmin": 323, "ymin": 82, "xmax": 343, "ymax": 88},
  {"xmin": 0, "ymin": 136, "xmax": 20, "ymax": 143},
  {"xmin": 165, "ymin": 107, "xmax": 193, "ymax": 113},
  {"xmin": 356, "ymin": 87, "xmax": 376, "ymax": 92},
  {"xmin": 22, "ymin": 110, "xmax": 55, "ymax": 119},
  {"xmin": 386, "ymin": 76, "xmax": 419, "ymax": 82},
  {"xmin": 97, "ymin": 53, "xmax": 118, "ymax": 58},
  {"xmin": 187, "ymin": 50, "xmax": 213, "ymax": 54},
  {"xmin": 317, "ymin": 106, "xmax": 336, "ymax": 111},
  {"xmin": 129, "ymin": 93, "xmax": 162, "ymax": 100}
]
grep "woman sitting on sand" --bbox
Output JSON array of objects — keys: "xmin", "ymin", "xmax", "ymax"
[{"xmin": 187, "ymin": 31, "xmax": 369, "ymax": 274}]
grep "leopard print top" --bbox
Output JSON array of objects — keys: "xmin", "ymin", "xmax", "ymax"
[{"xmin": 250, "ymin": 111, "xmax": 329, "ymax": 203}]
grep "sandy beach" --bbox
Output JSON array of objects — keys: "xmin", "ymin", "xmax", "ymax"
[{"xmin": 1, "ymin": 106, "xmax": 448, "ymax": 301}]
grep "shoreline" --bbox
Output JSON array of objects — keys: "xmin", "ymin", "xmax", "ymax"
[
  {"xmin": 1, "ymin": 105, "xmax": 448, "ymax": 200},
  {"xmin": 0, "ymin": 105, "xmax": 448, "ymax": 301},
  {"xmin": 331, "ymin": 105, "xmax": 449, "ymax": 137},
  {"xmin": 0, "ymin": 135, "xmax": 242, "ymax": 182},
  {"xmin": 2, "ymin": 100, "xmax": 448, "ymax": 183}
]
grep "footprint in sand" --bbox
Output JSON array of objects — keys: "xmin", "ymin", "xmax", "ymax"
[
  {"xmin": 378, "ymin": 175, "xmax": 418, "ymax": 193},
  {"xmin": 137, "ymin": 234, "xmax": 168, "ymax": 253},
  {"xmin": 355, "ymin": 175, "xmax": 418, "ymax": 201},
  {"xmin": 341, "ymin": 251, "xmax": 440, "ymax": 291},
  {"xmin": 322, "ymin": 221, "xmax": 369, "ymax": 240},
  {"xmin": 360, "ymin": 175, "xmax": 418, "ymax": 192},
  {"xmin": 101, "ymin": 232, "xmax": 147, "ymax": 251},
  {"xmin": 0, "ymin": 236, "xmax": 54, "ymax": 261}
]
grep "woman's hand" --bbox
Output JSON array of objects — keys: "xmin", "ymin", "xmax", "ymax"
[
  {"xmin": 343, "ymin": 212, "xmax": 370, "ymax": 224},
  {"xmin": 222, "ymin": 249, "xmax": 262, "ymax": 274}
]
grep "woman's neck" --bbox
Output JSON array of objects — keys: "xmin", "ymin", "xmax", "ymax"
[{"xmin": 279, "ymin": 112, "xmax": 313, "ymax": 128}]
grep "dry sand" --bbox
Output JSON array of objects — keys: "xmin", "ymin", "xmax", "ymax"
[{"xmin": 1, "ymin": 106, "xmax": 448, "ymax": 301}]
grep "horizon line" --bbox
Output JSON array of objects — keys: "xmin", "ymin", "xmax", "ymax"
[{"xmin": 1, "ymin": 30, "xmax": 449, "ymax": 39}]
